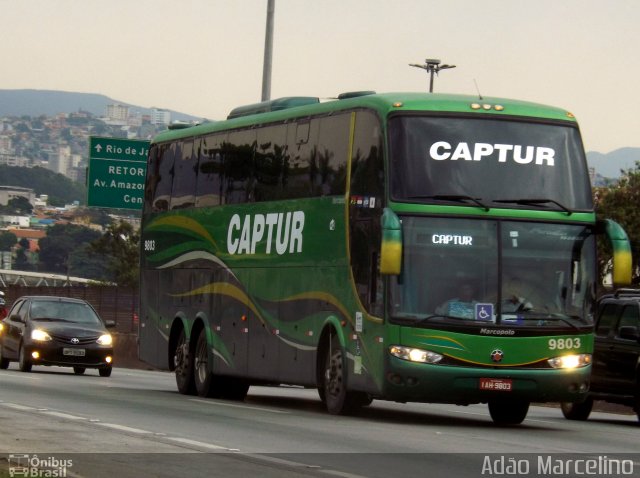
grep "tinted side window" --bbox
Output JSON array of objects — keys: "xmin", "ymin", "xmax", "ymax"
[
  {"xmin": 170, "ymin": 140, "xmax": 197, "ymax": 210},
  {"xmin": 255, "ymin": 124, "xmax": 287, "ymax": 201},
  {"xmin": 617, "ymin": 305, "xmax": 640, "ymax": 333},
  {"xmin": 284, "ymin": 119, "xmax": 320, "ymax": 199},
  {"xmin": 314, "ymin": 114, "xmax": 350, "ymax": 195},
  {"xmin": 152, "ymin": 143, "xmax": 177, "ymax": 212},
  {"xmin": 596, "ymin": 303, "xmax": 619, "ymax": 336},
  {"xmin": 223, "ymin": 129, "xmax": 256, "ymax": 204},
  {"xmin": 144, "ymin": 144, "xmax": 161, "ymax": 212},
  {"xmin": 196, "ymin": 133, "xmax": 226, "ymax": 207},
  {"xmin": 350, "ymin": 110, "xmax": 384, "ymax": 315}
]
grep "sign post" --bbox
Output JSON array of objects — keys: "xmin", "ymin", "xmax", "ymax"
[{"xmin": 87, "ymin": 137, "xmax": 149, "ymax": 210}]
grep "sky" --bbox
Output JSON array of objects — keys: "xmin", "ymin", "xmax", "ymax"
[{"xmin": 1, "ymin": 0, "xmax": 639, "ymax": 153}]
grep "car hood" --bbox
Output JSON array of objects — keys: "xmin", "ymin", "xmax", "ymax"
[{"xmin": 31, "ymin": 322, "xmax": 107, "ymax": 338}]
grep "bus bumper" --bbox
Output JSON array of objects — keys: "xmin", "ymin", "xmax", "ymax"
[{"xmin": 382, "ymin": 357, "xmax": 591, "ymax": 404}]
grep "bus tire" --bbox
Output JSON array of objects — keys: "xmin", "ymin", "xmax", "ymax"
[
  {"xmin": 488, "ymin": 400, "xmax": 529, "ymax": 425},
  {"xmin": 73, "ymin": 367, "xmax": 86, "ymax": 375},
  {"xmin": 322, "ymin": 333, "xmax": 365, "ymax": 415},
  {"xmin": 561, "ymin": 397, "xmax": 593, "ymax": 420},
  {"xmin": 174, "ymin": 328, "xmax": 196, "ymax": 395},
  {"xmin": 194, "ymin": 328, "xmax": 222, "ymax": 398}
]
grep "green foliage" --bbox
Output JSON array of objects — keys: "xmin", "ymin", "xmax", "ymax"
[
  {"xmin": 0, "ymin": 231, "xmax": 17, "ymax": 251},
  {"xmin": 38, "ymin": 224, "xmax": 103, "ymax": 275},
  {"xmin": 0, "ymin": 165, "xmax": 85, "ymax": 206},
  {"xmin": 90, "ymin": 221, "xmax": 140, "ymax": 288},
  {"xmin": 595, "ymin": 161, "xmax": 640, "ymax": 284}
]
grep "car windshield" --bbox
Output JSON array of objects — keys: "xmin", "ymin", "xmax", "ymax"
[{"xmin": 29, "ymin": 301, "xmax": 103, "ymax": 326}]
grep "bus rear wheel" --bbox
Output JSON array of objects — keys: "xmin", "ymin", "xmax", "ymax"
[
  {"xmin": 322, "ymin": 334, "xmax": 366, "ymax": 415},
  {"xmin": 194, "ymin": 328, "xmax": 222, "ymax": 398},
  {"xmin": 488, "ymin": 400, "xmax": 529, "ymax": 425},
  {"xmin": 174, "ymin": 329, "xmax": 195, "ymax": 395},
  {"xmin": 561, "ymin": 397, "xmax": 593, "ymax": 420}
]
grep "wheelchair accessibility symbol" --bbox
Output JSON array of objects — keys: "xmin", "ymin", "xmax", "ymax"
[{"xmin": 475, "ymin": 303, "xmax": 494, "ymax": 321}]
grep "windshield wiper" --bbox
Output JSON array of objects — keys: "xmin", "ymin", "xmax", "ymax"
[
  {"xmin": 409, "ymin": 195, "xmax": 489, "ymax": 211},
  {"xmin": 493, "ymin": 198, "xmax": 572, "ymax": 215},
  {"xmin": 32, "ymin": 317, "xmax": 70, "ymax": 322}
]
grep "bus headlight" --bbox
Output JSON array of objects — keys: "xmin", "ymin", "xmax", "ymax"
[
  {"xmin": 31, "ymin": 329, "xmax": 52, "ymax": 342},
  {"xmin": 547, "ymin": 354, "xmax": 592, "ymax": 369},
  {"xmin": 389, "ymin": 345, "xmax": 443, "ymax": 364}
]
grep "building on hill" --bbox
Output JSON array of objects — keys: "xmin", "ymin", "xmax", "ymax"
[{"xmin": 0, "ymin": 186, "xmax": 35, "ymax": 207}]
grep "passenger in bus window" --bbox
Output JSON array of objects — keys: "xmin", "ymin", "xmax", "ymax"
[{"xmin": 436, "ymin": 282, "xmax": 478, "ymax": 319}]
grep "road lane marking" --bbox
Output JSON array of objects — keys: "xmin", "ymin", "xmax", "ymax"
[
  {"xmin": 0, "ymin": 403, "xmax": 36, "ymax": 411},
  {"xmin": 42, "ymin": 411, "xmax": 88, "ymax": 420},
  {"xmin": 95, "ymin": 423, "xmax": 153, "ymax": 434},
  {"xmin": 166, "ymin": 437, "xmax": 238, "ymax": 451},
  {"xmin": 189, "ymin": 398, "xmax": 290, "ymax": 414}
]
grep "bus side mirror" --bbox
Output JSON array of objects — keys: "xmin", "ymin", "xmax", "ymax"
[
  {"xmin": 380, "ymin": 208, "xmax": 402, "ymax": 275},
  {"xmin": 597, "ymin": 219, "xmax": 632, "ymax": 286}
]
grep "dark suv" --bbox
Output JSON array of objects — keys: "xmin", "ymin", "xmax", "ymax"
[{"xmin": 561, "ymin": 289, "xmax": 640, "ymax": 421}]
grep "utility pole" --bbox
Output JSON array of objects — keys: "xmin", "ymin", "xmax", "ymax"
[
  {"xmin": 409, "ymin": 58, "xmax": 456, "ymax": 93},
  {"xmin": 261, "ymin": 0, "xmax": 275, "ymax": 101}
]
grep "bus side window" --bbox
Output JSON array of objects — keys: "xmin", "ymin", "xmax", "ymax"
[
  {"xmin": 151, "ymin": 143, "xmax": 177, "ymax": 212},
  {"xmin": 144, "ymin": 144, "xmax": 161, "ymax": 213},
  {"xmin": 255, "ymin": 124, "xmax": 287, "ymax": 202},
  {"xmin": 316, "ymin": 114, "xmax": 350, "ymax": 196},
  {"xmin": 196, "ymin": 133, "xmax": 226, "ymax": 207},
  {"xmin": 170, "ymin": 139, "xmax": 197, "ymax": 210},
  {"xmin": 285, "ymin": 118, "xmax": 319, "ymax": 199},
  {"xmin": 224, "ymin": 129, "xmax": 256, "ymax": 204},
  {"xmin": 349, "ymin": 110, "xmax": 384, "ymax": 314}
]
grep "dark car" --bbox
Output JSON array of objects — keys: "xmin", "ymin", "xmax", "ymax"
[
  {"xmin": 0, "ymin": 296, "xmax": 114, "ymax": 377},
  {"xmin": 561, "ymin": 288, "xmax": 640, "ymax": 421}
]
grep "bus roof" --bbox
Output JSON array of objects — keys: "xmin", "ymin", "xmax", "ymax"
[{"xmin": 151, "ymin": 92, "xmax": 578, "ymax": 145}]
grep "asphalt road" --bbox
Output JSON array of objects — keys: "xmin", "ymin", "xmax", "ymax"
[{"xmin": 0, "ymin": 366, "xmax": 638, "ymax": 478}]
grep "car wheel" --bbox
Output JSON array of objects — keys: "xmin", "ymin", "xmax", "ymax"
[
  {"xmin": 488, "ymin": 400, "xmax": 530, "ymax": 425},
  {"xmin": 99, "ymin": 367, "xmax": 112, "ymax": 377},
  {"xmin": 0, "ymin": 344, "xmax": 10, "ymax": 369},
  {"xmin": 73, "ymin": 367, "xmax": 86, "ymax": 375},
  {"xmin": 18, "ymin": 344, "xmax": 32, "ymax": 372},
  {"xmin": 561, "ymin": 397, "xmax": 593, "ymax": 420}
]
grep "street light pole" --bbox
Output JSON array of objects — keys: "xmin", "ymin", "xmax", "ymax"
[
  {"xmin": 261, "ymin": 0, "xmax": 276, "ymax": 101},
  {"xmin": 409, "ymin": 58, "xmax": 456, "ymax": 93}
]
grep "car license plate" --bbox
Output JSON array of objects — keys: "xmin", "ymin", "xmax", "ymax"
[
  {"xmin": 63, "ymin": 348, "xmax": 86, "ymax": 357},
  {"xmin": 479, "ymin": 378, "xmax": 512, "ymax": 391}
]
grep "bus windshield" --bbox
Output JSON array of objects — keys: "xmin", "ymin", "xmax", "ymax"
[
  {"xmin": 388, "ymin": 217, "xmax": 596, "ymax": 328},
  {"xmin": 388, "ymin": 116, "xmax": 593, "ymax": 211}
]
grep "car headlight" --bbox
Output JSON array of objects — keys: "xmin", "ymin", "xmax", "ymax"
[
  {"xmin": 31, "ymin": 329, "xmax": 52, "ymax": 342},
  {"xmin": 547, "ymin": 354, "xmax": 592, "ymax": 369},
  {"xmin": 389, "ymin": 345, "xmax": 443, "ymax": 364},
  {"xmin": 97, "ymin": 334, "xmax": 113, "ymax": 346}
]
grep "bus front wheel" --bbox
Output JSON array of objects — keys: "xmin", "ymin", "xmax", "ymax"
[
  {"xmin": 174, "ymin": 329, "xmax": 196, "ymax": 395},
  {"xmin": 322, "ymin": 334, "xmax": 366, "ymax": 415},
  {"xmin": 488, "ymin": 400, "xmax": 529, "ymax": 425}
]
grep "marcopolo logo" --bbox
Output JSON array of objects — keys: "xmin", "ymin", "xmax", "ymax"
[
  {"xmin": 227, "ymin": 211, "xmax": 305, "ymax": 255},
  {"xmin": 429, "ymin": 141, "xmax": 555, "ymax": 166}
]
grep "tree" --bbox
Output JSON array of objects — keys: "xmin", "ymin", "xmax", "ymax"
[
  {"xmin": 90, "ymin": 221, "xmax": 140, "ymax": 288},
  {"xmin": 0, "ymin": 231, "xmax": 17, "ymax": 251},
  {"xmin": 0, "ymin": 196, "xmax": 34, "ymax": 215},
  {"xmin": 595, "ymin": 161, "xmax": 640, "ymax": 284},
  {"xmin": 38, "ymin": 224, "xmax": 102, "ymax": 275}
]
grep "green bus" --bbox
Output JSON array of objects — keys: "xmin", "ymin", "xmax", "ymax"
[{"xmin": 138, "ymin": 92, "xmax": 631, "ymax": 425}]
